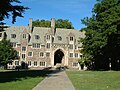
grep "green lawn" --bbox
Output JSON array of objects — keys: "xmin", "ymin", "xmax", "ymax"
[
  {"xmin": 66, "ymin": 71, "xmax": 120, "ymax": 90},
  {"xmin": 0, "ymin": 70, "xmax": 52, "ymax": 90}
]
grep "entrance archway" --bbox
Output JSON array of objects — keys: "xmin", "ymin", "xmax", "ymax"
[{"xmin": 54, "ymin": 49, "xmax": 64, "ymax": 65}]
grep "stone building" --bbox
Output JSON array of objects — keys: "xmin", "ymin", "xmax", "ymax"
[{"xmin": 0, "ymin": 18, "xmax": 85, "ymax": 69}]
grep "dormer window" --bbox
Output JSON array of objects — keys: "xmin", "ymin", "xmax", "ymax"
[
  {"xmin": 35, "ymin": 35, "xmax": 40, "ymax": 39},
  {"xmin": 70, "ymin": 37, "xmax": 73, "ymax": 41},
  {"xmin": 58, "ymin": 36, "xmax": 62, "ymax": 41},
  {"xmin": 46, "ymin": 35, "xmax": 50, "ymax": 40},
  {"xmin": 23, "ymin": 34, "xmax": 26, "ymax": 39},
  {"xmin": 11, "ymin": 34, "xmax": 16, "ymax": 38}
]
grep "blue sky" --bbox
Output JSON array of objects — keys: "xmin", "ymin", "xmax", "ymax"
[{"xmin": 4, "ymin": 0, "xmax": 97, "ymax": 30}]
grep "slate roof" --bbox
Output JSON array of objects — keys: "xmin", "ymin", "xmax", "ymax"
[
  {"xmin": 54, "ymin": 28, "xmax": 85, "ymax": 46},
  {"xmin": 5, "ymin": 26, "xmax": 29, "ymax": 44},
  {"xmin": 4, "ymin": 26, "xmax": 85, "ymax": 46}
]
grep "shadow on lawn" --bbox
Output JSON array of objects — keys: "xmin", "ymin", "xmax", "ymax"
[{"xmin": 0, "ymin": 69, "xmax": 52, "ymax": 83}]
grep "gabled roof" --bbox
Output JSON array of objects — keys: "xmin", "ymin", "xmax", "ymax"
[
  {"xmin": 4, "ymin": 26, "xmax": 85, "ymax": 46},
  {"xmin": 54, "ymin": 28, "xmax": 85, "ymax": 46},
  {"xmin": 5, "ymin": 26, "xmax": 29, "ymax": 44},
  {"xmin": 29, "ymin": 27, "xmax": 51, "ymax": 44}
]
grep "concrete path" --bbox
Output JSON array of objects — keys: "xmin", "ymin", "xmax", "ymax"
[{"xmin": 32, "ymin": 70, "xmax": 75, "ymax": 90}]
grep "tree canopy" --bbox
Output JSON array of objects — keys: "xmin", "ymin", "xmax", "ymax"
[
  {"xmin": 32, "ymin": 19, "xmax": 74, "ymax": 29},
  {"xmin": 0, "ymin": 39, "xmax": 18, "ymax": 69},
  {"xmin": 0, "ymin": 0, "xmax": 28, "ymax": 24},
  {"xmin": 80, "ymin": 0, "xmax": 120, "ymax": 70}
]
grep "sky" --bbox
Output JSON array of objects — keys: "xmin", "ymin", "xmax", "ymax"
[{"xmin": 4, "ymin": 0, "xmax": 97, "ymax": 30}]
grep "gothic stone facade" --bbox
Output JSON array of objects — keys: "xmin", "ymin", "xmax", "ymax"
[{"xmin": 0, "ymin": 18, "xmax": 85, "ymax": 69}]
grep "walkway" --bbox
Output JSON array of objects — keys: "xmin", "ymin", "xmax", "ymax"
[{"xmin": 32, "ymin": 70, "xmax": 75, "ymax": 90}]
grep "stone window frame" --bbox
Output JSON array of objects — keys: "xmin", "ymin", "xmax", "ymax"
[
  {"xmin": 8, "ymin": 62, "xmax": 13, "ymax": 65},
  {"xmin": 75, "ymin": 53, "xmax": 78, "ymax": 58},
  {"xmin": 35, "ymin": 35, "xmax": 40, "ymax": 40},
  {"xmin": 22, "ymin": 46, "xmax": 26, "ymax": 51},
  {"xmin": 39, "ymin": 52, "xmax": 44, "ymax": 57},
  {"xmin": 11, "ymin": 42, "xmax": 17, "ymax": 48},
  {"xmin": 28, "ymin": 52, "xmax": 33, "ymax": 57},
  {"xmin": 22, "ymin": 34, "xmax": 26, "ymax": 39},
  {"xmin": 46, "ymin": 52, "xmax": 50, "ymax": 57},
  {"xmin": 40, "ymin": 62, "xmax": 46, "ymax": 67},
  {"xmin": 28, "ymin": 61, "xmax": 32, "ymax": 66},
  {"xmin": 11, "ymin": 34, "xmax": 16, "ymax": 38},
  {"xmin": 72, "ymin": 62, "xmax": 78, "ymax": 67},
  {"xmin": 15, "ymin": 61, "xmax": 19, "ymax": 66},
  {"xmin": 46, "ymin": 43, "xmax": 50, "ymax": 48},
  {"xmin": 70, "ymin": 36, "xmax": 74, "ymax": 41},
  {"xmin": 69, "ymin": 53, "xmax": 73, "ymax": 58},
  {"xmin": 46, "ymin": 35, "xmax": 50, "ymax": 40},
  {"xmin": 22, "ymin": 54, "xmax": 26, "ymax": 60},
  {"xmin": 34, "ymin": 61, "xmax": 37, "ymax": 66},
  {"xmin": 57, "ymin": 36, "xmax": 62, "ymax": 41},
  {"xmin": 32, "ymin": 43, "xmax": 41, "ymax": 49}
]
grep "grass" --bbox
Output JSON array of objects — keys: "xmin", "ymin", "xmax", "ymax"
[
  {"xmin": 66, "ymin": 70, "xmax": 120, "ymax": 90},
  {"xmin": 0, "ymin": 69, "xmax": 52, "ymax": 90}
]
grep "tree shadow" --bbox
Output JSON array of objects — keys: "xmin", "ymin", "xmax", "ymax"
[{"xmin": 0, "ymin": 69, "xmax": 52, "ymax": 83}]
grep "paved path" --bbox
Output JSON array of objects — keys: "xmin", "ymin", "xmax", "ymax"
[{"xmin": 32, "ymin": 70, "xmax": 75, "ymax": 90}]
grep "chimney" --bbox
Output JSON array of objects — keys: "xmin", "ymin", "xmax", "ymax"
[
  {"xmin": 29, "ymin": 18, "xmax": 33, "ymax": 33},
  {"xmin": 51, "ymin": 18, "xmax": 55, "ymax": 35}
]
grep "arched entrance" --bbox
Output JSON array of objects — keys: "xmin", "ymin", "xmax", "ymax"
[{"xmin": 54, "ymin": 49, "xmax": 64, "ymax": 65}]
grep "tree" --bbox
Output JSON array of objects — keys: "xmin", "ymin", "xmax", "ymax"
[
  {"xmin": 0, "ymin": 0, "xmax": 29, "ymax": 24},
  {"xmin": 0, "ymin": 39, "xmax": 18, "ymax": 69},
  {"xmin": 80, "ymin": 0, "xmax": 120, "ymax": 70},
  {"xmin": 32, "ymin": 19, "xmax": 74, "ymax": 29},
  {"xmin": 55, "ymin": 19, "xmax": 74, "ymax": 29},
  {"xmin": 32, "ymin": 19, "xmax": 51, "ymax": 28}
]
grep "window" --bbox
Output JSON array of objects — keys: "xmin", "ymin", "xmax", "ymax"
[
  {"xmin": 46, "ymin": 35, "xmax": 50, "ymax": 40},
  {"xmin": 17, "ymin": 52, "xmax": 20, "ymax": 57},
  {"xmin": 40, "ymin": 62, "xmax": 45, "ymax": 66},
  {"xmin": 75, "ymin": 53, "xmax": 78, "ymax": 58},
  {"xmin": 23, "ymin": 34, "xmax": 26, "ymax": 38},
  {"xmin": 58, "ymin": 36, "xmax": 62, "ymax": 41},
  {"xmin": 73, "ymin": 63, "xmax": 78, "ymax": 67},
  {"xmin": 8, "ymin": 62, "xmax": 12, "ymax": 65},
  {"xmin": 11, "ymin": 34, "xmax": 16, "ymax": 38},
  {"xmin": 69, "ymin": 44, "xmax": 73, "ymax": 49},
  {"xmin": 34, "ymin": 61, "xmax": 37, "ymax": 66},
  {"xmin": 0, "ymin": 33, "xmax": 2, "ymax": 37},
  {"xmin": 11, "ymin": 42, "xmax": 16, "ymax": 48},
  {"xmin": 70, "ymin": 37, "xmax": 73, "ymax": 41},
  {"xmin": 35, "ymin": 35, "xmax": 39, "ymax": 39},
  {"xmin": 40, "ymin": 52, "xmax": 44, "ymax": 57},
  {"xmin": 28, "ymin": 52, "xmax": 33, "ymax": 57},
  {"xmin": 46, "ymin": 43, "xmax": 50, "ymax": 48},
  {"xmin": 22, "ymin": 54, "xmax": 25, "ymax": 60},
  {"xmin": 70, "ymin": 53, "xmax": 73, "ymax": 57},
  {"xmin": 22, "ymin": 46, "xmax": 26, "ymax": 51},
  {"xmin": 28, "ymin": 61, "xmax": 31, "ymax": 66},
  {"xmin": 46, "ymin": 52, "xmax": 50, "ymax": 57},
  {"xmin": 15, "ymin": 61, "xmax": 19, "ymax": 65},
  {"xmin": 75, "ymin": 45, "xmax": 77, "ymax": 49},
  {"xmin": 32, "ymin": 43, "xmax": 40, "ymax": 48}
]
